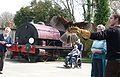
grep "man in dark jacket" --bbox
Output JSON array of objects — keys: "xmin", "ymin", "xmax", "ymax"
[
  {"xmin": 0, "ymin": 27, "xmax": 12, "ymax": 74},
  {"xmin": 68, "ymin": 11, "xmax": 120, "ymax": 77}
]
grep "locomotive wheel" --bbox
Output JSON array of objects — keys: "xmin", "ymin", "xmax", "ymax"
[
  {"xmin": 27, "ymin": 55, "xmax": 37, "ymax": 63},
  {"xmin": 77, "ymin": 59, "xmax": 82, "ymax": 68},
  {"xmin": 22, "ymin": 54, "xmax": 37, "ymax": 63},
  {"xmin": 10, "ymin": 52, "xmax": 14, "ymax": 59},
  {"xmin": 10, "ymin": 52, "xmax": 21, "ymax": 59}
]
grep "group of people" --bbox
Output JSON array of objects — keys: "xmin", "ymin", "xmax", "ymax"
[
  {"xmin": 64, "ymin": 24, "xmax": 107, "ymax": 77},
  {"xmin": 68, "ymin": 11, "xmax": 120, "ymax": 77},
  {"xmin": 0, "ymin": 10, "xmax": 120, "ymax": 77}
]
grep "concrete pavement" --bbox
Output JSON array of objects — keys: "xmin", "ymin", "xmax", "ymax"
[{"xmin": 0, "ymin": 59, "xmax": 91, "ymax": 77}]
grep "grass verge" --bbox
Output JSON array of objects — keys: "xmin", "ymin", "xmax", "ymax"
[{"xmin": 57, "ymin": 57, "xmax": 91, "ymax": 63}]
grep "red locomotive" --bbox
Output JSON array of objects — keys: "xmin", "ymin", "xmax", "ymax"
[
  {"xmin": 7, "ymin": 16, "xmax": 96, "ymax": 62},
  {"xmin": 8, "ymin": 21, "xmax": 72, "ymax": 62}
]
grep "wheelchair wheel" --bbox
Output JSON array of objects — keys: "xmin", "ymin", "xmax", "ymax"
[{"xmin": 77, "ymin": 59, "xmax": 81, "ymax": 68}]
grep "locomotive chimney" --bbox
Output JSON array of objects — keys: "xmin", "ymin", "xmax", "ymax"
[{"xmin": 27, "ymin": 17, "xmax": 35, "ymax": 25}]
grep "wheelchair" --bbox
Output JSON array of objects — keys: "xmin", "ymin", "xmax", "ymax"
[
  {"xmin": 71, "ymin": 55, "xmax": 82, "ymax": 68},
  {"xmin": 64, "ymin": 54, "xmax": 82, "ymax": 68}
]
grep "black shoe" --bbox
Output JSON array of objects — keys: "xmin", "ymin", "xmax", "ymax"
[{"xmin": 0, "ymin": 71, "xmax": 3, "ymax": 74}]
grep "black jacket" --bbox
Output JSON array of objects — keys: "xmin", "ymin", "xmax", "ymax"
[
  {"xmin": 0, "ymin": 34, "xmax": 12, "ymax": 52},
  {"xmin": 90, "ymin": 26, "xmax": 120, "ymax": 60}
]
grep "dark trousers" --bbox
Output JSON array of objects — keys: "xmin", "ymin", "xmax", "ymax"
[
  {"xmin": 92, "ymin": 59, "xmax": 103, "ymax": 77},
  {"xmin": 91, "ymin": 62, "xmax": 95, "ymax": 77},
  {"xmin": 0, "ymin": 52, "xmax": 5, "ymax": 71},
  {"xmin": 105, "ymin": 60, "xmax": 120, "ymax": 77}
]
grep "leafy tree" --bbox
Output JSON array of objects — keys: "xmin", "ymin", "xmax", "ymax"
[
  {"xmin": 14, "ymin": 7, "xmax": 33, "ymax": 27},
  {"xmin": 14, "ymin": 0, "xmax": 70, "ymax": 28},
  {"xmin": 94, "ymin": 0, "xmax": 110, "ymax": 25},
  {"xmin": 110, "ymin": 0, "xmax": 120, "ymax": 13}
]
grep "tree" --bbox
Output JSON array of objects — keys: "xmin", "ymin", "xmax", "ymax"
[
  {"xmin": 0, "ymin": 12, "xmax": 14, "ymax": 28},
  {"xmin": 14, "ymin": 7, "xmax": 33, "ymax": 27},
  {"xmin": 14, "ymin": 0, "xmax": 70, "ymax": 28},
  {"xmin": 109, "ymin": 0, "xmax": 120, "ymax": 13},
  {"xmin": 94, "ymin": 0, "xmax": 110, "ymax": 25},
  {"xmin": 53, "ymin": 0, "xmax": 83, "ymax": 22},
  {"xmin": 51, "ymin": 0, "xmax": 95, "ymax": 22}
]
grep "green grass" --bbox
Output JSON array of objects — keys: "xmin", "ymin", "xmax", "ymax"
[
  {"xmin": 57, "ymin": 57, "xmax": 91, "ymax": 63},
  {"xmin": 82, "ymin": 58, "xmax": 91, "ymax": 63}
]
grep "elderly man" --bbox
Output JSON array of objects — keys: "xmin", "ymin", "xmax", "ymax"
[
  {"xmin": 0, "ymin": 27, "xmax": 12, "ymax": 74},
  {"xmin": 64, "ymin": 45, "xmax": 80, "ymax": 68},
  {"xmin": 68, "ymin": 11, "xmax": 120, "ymax": 77}
]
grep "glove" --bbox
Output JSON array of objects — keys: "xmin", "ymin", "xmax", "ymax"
[
  {"xmin": 68, "ymin": 27, "xmax": 90, "ymax": 40},
  {"xmin": 81, "ymin": 29, "xmax": 91, "ymax": 40},
  {"xmin": 68, "ymin": 27, "xmax": 81, "ymax": 34}
]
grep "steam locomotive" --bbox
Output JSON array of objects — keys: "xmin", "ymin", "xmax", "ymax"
[{"xmin": 8, "ymin": 21, "xmax": 72, "ymax": 62}]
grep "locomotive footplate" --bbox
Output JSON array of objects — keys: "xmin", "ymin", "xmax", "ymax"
[
  {"xmin": 35, "ymin": 46, "xmax": 73, "ymax": 61},
  {"xmin": 7, "ymin": 45, "xmax": 72, "ymax": 62},
  {"xmin": 35, "ymin": 46, "xmax": 73, "ymax": 50}
]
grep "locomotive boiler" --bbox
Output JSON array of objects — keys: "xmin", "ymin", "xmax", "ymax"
[{"xmin": 8, "ymin": 21, "xmax": 72, "ymax": 62}]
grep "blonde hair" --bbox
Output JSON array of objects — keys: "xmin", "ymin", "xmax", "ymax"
[{"xmin": 97, "ymin": 24, "xmax": 105, "ymax": 31}]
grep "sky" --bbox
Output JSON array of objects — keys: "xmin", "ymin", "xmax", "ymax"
[{"xmin": 0, "ymin": 0, "xmax": 33, "ymax": 14}]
